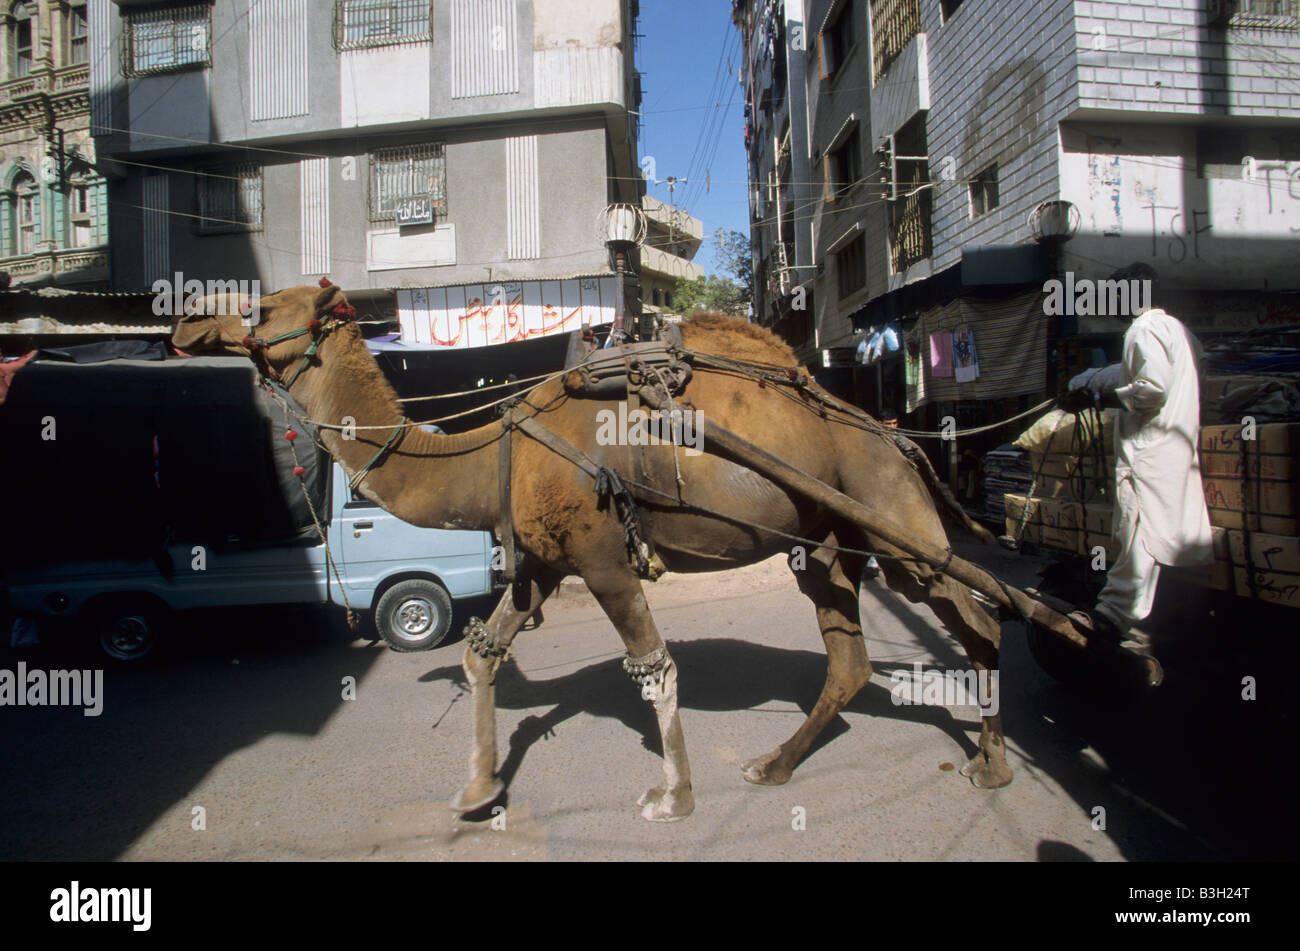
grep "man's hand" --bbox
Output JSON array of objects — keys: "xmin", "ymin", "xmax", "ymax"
[{"xmin": 1057, "ymin": 387, "xmax": 1094, "ymax": 414}]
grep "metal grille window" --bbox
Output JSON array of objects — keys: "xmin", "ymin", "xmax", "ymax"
[
  {"xmin": 123, "ymin": 5, "xmax": 211, "ymax": 78},
  {"xmin": 368, "ymin": 144, "xmax": 446, "ymax": 224},
  {"xmin": 1212, "ymin": 0, "xmax": 1300, "ymax": 20},
  {"xmin": 334, "ymin": 0, "xmax": 432, "ymax": 51},
  {"xmin": 196, "ymin": 165, "xmax": 263, "ymax": 234},
  {"xmin": 870, "ymin": 0, "xmax": 920, "ymax": 84}
]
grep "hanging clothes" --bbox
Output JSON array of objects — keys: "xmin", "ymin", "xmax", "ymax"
[
  {"xmin": 953, "ymin": 326, "xmax": 979, "ymax": 383},
  {"xmin": 930, "ymin": 332, "xmax": 954, "ymax": 378}
]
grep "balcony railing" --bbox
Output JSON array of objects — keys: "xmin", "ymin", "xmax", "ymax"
[
  {"xmin": 889, "ymin": 186, "xmax": 930, "ymax": 273},
  {"xmin": 871, "ymin": 0, "xmax": 921, "ymax": 83}
]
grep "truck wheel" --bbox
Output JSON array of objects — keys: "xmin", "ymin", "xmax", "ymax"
[
  {"xmin": 374, "ymin": 580, "xmax": 453, "ymax": 652},
  {"xmin": 88, "ymin": 598, "xmax": 166, "ymax": 663}
]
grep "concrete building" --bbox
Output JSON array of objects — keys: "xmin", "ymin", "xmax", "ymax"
[
  {"xmin": 734, "ymin": 0, "xmax": 816, "ymax": 359},
  {"xmin": 0, "ymin": 0, "xmax": 108, "ymax": 289},
  {"xmin": 640, "ymin": 192, "xmax": 703, "ymax": 317},
  {"xmin": 90, "ymin": 0, "xmax": 644, "ymax": 349},
  {"xmin": 735, "ymin": 0, "xmax": 1300, "ymax": 416}
]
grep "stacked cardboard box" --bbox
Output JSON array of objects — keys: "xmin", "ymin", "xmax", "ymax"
[
  {"xmin": 1227, "ymin": 529, "xmax": 1300, "ymax": 610},
  {"xmin": 1198, "ymin": 422, "xmax": 1300, "ymax": 536},
  {"xmin": 1003, "ymin": 399, "xmax": 1299, "ymax": 609}
]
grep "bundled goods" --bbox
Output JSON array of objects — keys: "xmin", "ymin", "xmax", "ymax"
[
  {"xmin": 1198, "ymin": 422, "xmax": 1300, "ymax": 536},
  {"xmin": 982, "ymin": 447, "xmax": 1033, "ymax": 523}
]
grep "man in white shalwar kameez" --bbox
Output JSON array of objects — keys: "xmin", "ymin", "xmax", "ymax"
[{"xmin": 1060, "ymin": 300, "xmax": 1214, "ymax": 641}]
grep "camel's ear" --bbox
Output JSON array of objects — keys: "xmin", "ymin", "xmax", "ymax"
[{"xmin": 314, "ymin": 284, "xmax": 346, "ymax": 315}]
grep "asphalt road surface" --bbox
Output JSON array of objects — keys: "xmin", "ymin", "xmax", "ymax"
[{"xmin": 1, "ymin": 540, "xmax": 1294, "ymax": 861}]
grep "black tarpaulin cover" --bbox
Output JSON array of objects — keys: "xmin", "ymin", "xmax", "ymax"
[{"xmin": 0, "ymin": 356, "xmax": 328, "ymax": 567}]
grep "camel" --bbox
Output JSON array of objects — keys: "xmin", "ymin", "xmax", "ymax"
[{"xmin": 172, "ymin": 282, "xmax": 1011, "ymax": 822}]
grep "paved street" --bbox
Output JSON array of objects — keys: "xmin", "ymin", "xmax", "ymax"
[{"xmin": 1, "ymin": 540, "xmax": 1293, "ymax": 862}]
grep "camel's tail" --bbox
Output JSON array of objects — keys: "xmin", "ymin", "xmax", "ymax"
[{"xmin": 891, "ymin": 433, "xmax": 997, "ymax": 545}]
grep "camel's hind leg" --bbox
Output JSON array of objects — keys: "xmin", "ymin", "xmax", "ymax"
[
  {"xmin": 584, "ymin": 567, "xmax": 694, "ymax": 822},
  {"xmin": 877, "ymin": 551, "xmax": 1013, "ymax": 789},
  {"xmin": 743, "ymin": 533, "xmax": 872, "ymax": 786},
  {"xmin": 451, "ymin": 563, "xmax": 565, "ymax": 814}
]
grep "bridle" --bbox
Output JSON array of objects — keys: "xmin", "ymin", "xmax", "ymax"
[
  {"xmin": 221, "ymin": 280, "xmax": 409, "ymax": 490},
  {"xmin": 239, "ymin": 298, "xmax": 353, "ymax": 389}
]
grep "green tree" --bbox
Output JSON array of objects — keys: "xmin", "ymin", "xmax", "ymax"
[
  {"xmin": 672, "ymin": 274, "xmax": 747, "ymax": 316},
  {"xmin": 713, "ymin": 228, "xmax": 754, "ymax": 303}
]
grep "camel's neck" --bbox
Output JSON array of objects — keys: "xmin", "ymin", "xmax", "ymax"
[{"xmin": 288, "ymin": 326, "xmax": 502, "ymax": 533}]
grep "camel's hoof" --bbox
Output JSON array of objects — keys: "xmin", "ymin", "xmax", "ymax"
[
  {"xmin": 449, "ymin": 778, "xmax": 505, "ymax": 814},
  {"xmin": 637, "ymin": 785, "xmax": 694, "ymax": 821},
  {"xmin": 959, "ymin": 755, "xmax": 1013, "ymax": 789},
  {"xmin": 741, "ymin": 750, "xmax": 793, "ymax": 786}
]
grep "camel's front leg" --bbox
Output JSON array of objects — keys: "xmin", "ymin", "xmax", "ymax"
[
  {"xmin": 626, "ymin": 645, "xmax": 694, "ymax": 821},
  {"xmin": 589, "ymin": 574, "xmax": 694, "ymax": 821},
  {"xmin": 451, "ymin": 565, "xmax": 563, "ymax": 813}
]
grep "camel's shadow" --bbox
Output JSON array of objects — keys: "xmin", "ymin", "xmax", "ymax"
[{"xmin": 421, "ymin": 637, "xmax": 982, "ymax": 793}]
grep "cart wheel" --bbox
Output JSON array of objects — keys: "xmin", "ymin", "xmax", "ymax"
[
  {"xmin": 1025, "ymin": 619, "xmax": 1163, "ymax": 696},
  {"xmin": 374, "ymin": 579, "xmax": 453, "ymax": 652},
  {"xmin": 1025, "ymin": 619, "xmax": 1091, "ymax": 688}
]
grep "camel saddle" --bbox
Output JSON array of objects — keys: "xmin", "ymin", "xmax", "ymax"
[{"xmin": 561, "ymin": 325, "xmax": 692, "ymax": 403}]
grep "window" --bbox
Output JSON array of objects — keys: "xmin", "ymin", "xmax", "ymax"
[
  {"xmin": 67, "ymin": 174, "xmax": 96, "ymax": 248},
  {"xmin": 10, "ymin": 1, "xmax": 33, "ymax": 79},
  {"xmin": 870, "ymin": 0, "xmax": 921, "ymax": 84},
  {"xmin": 817, "ymin": 2, "xmax": 853, "ymax": 78},
  {"xmin": 826, "ymin": 131, "xmax": 862, "ymax": 201},
  {"xmin": 67, "ymin": 1, "xmax": 88, "ymax": 65},
  {"xmin": 887, "ymin": 117, "xmax": 931, "ymax": 272},
  {"xmin": 1210, "ymin": 0, "xmax": 1300, "ymax": 24},
  {"xmin": 969, "ymin": 163, "xmax": 999, "ymax": 217},
  {"xmin": 940, "ymin": 0, "xmax": 964, "ymax": 22},
  {"xmin": 13, "ymin": 171, "xmax": 37, "ymax": 254},
  {"xmin": 368, "ymin": 143, "xmax": 446, "ymax": 223},
  {"xmin": 837, "ymin": 235, "xmax": 866, "ymax": 299},
  {"xmin": 196, "ymin": 164, "xmax": 263, "ymax": 234},
  {"xmin": 333, "ymin": 0, "xmax": 432, "ymax": 51},
  {"xmin": 123, "ymin": 5, "xmax": 211, "ymax": 78}
]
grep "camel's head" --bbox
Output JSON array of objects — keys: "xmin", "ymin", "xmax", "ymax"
[{"xmin": 171, "ymin": 280, "xmax": 359, "ymax": 380}]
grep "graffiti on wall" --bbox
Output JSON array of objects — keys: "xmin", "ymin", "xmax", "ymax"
[{"xmin": 396, "ymin": 277, "xmax": 617, "ymax": 348}]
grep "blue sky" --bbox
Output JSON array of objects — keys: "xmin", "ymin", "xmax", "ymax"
[{"xmin": 636, "ymin": 1, "xmax": 749, "ymax": 276}]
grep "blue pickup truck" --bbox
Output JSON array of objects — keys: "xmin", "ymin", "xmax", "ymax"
[
  {"xmin": 5, "ymin": 460, "xmax": 496, "ymax": 661},
  {"xmin": 1, "ymin": 354, "xmax": 497, "ymax": 662}
]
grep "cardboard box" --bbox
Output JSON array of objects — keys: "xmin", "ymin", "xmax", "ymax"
[
  {"xmin": 1202, "ymin": 476, "xmax": 1299, "ymax": 518},
  {"xmin": 1003, "ymin": 494, "xmax": 1040, "ymax": 545},
  {"xmin": 1200, "ymin": 422, "xmax": 1300, "ymax": 456},
  {"xmin": 1200, "ymin": 450, "xmax": 1297, "ymax": 482},
  {"xmin": 1231, "ymin": 567, "xmax": 1300, "ymax": 609},
  {"xmin": 1225, "ymin": 530, "xmax": 1300, "ymax": 608}
]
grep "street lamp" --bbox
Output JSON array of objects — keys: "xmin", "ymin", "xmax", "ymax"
[
  {"xmin": 1028, "ymin": 199, "xmax": 1080, "ymax": 278},
  {"xmin": 597, "ymin": 203, "xmax": 647, "ymax": 344}
]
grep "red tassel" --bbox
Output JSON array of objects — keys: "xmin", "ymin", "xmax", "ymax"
[
  {"xmin": 242, "ymin": 336, "xmax": 255, "ymax": 349},
  {"xmin": 285, "ymin": 429, "xmax": 298, "ymax": 441},
  {"xmin": 308, "ymin": 318, "xmax": 322, "ymax": 333},
  {"xmin": 293, "ymin": 465, "xmax": 306, "ymax": 477},
  {"xmin": 318, "ymin": 276, "xmax": 333, "ymax": 288}
]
